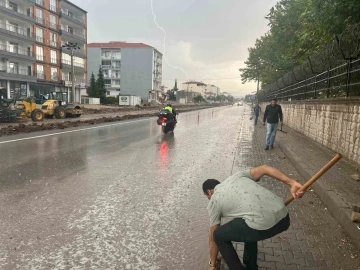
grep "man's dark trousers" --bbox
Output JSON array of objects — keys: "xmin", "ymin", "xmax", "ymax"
[{"xmin": 213, "ymin": 215, "xmax": 290, "ymax": 270}]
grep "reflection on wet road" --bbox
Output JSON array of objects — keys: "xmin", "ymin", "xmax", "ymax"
[{"xmin": 0, "ymin": 106, "xmax": 247, "ymax": 269}]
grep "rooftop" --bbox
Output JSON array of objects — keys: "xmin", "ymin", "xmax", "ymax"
[
  {"xmin": 87, "ymin": 41, "xmax": 153, "ymax": 49},
  {"xmin": 62, "ymin": 0, "xmax": 87, "ymax": 13},
  {"xmin": 183, "ymin": 81, "xmax": 207, "ymax": 86}
]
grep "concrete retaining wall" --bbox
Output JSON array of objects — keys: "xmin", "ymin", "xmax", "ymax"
[{"xmin": 260, "ymin": 99, "xmax": 360, "ymax": 165}]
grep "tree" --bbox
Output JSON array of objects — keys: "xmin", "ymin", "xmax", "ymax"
[
  {"xmin": 166, "ymin": 90, "xmax": 176, "ymax": 101},
  {"xmin": 88, "ymin": 72, "xmax": 97, "ymax": 97},
  {"xmin": 166, "ymin": 79, "xmax": 179, "ymax": 101},
  {"xmin": 240, "ymin": 0, "xmax": 360, "ymax": 88},
  {"xmin": 96, "ymin": 66, "xmax": 106, "ymax": 101},
  {"xmin": 193, "ymin": 94, "xmax": 205, "ymax": 103}
]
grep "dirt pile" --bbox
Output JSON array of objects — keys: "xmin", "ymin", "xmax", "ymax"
[{"xmin": 0, "ymin": 113, "xmax": 157, "ymax": 137}]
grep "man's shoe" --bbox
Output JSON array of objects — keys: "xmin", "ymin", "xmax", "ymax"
[
  {"xmin": 271, "ymin": 145, "xmax": 274, "ymax": 149},
  {"xmin": 265, "ymin": 146, "xmax": 269, "ymax": 150}
]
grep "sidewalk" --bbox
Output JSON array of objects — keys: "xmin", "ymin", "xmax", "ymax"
[
  {"xmin": 221, "ymin": 107, "xmax": 360, "ymax": 270},
  {"xmin": 275, "ymin": 123, "xmax": 360, "ymax": 250}
]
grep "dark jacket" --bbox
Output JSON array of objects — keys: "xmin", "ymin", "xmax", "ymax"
[
  {"xmin": 263, "ymin": 104, "xmax": 283, "ymax": 124},
  {"xmin": 254, "ymin": 105, "xmax": 261, "ymax": 115}
]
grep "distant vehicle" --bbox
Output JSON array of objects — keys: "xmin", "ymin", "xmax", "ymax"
[{"xmin": 157, "ymin": 109, "xmax": 176, "ymax": 134}]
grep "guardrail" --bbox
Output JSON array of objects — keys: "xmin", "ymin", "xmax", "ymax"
[
  {"xmin": 0, "ymin": 21, "xmax": 33, "ymax": 38},
  {"xmin": 0, "ymin": 44, "xmax": 32, "ymax": 57},
  {"xmin": 258, "ymin": 58, "xmax": 360, "ymax": 101}
]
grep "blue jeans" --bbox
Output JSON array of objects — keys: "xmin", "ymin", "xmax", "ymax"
[
  {"xmin": 254, "ymin": 114, "xmax": 259, "ymax": 125},
  {"xmin": 266, "ymin": 123, "xmax": 278, "ymax": 146}
]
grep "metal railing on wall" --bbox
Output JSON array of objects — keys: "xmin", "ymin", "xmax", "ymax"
[{"xmin": 258, "ymin": 23, "xmax": 360, "ymax": 102}]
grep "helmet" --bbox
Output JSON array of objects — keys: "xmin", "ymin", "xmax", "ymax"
[{"xmin": 166, "ymin": 103, "xmax": 172, "ymax": 107}]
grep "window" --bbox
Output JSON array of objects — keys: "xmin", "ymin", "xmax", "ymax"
[
  {"xmin": 9, "ymin": 42, "xmax": 18, "ymax": 54},
  {"xmin": 51, "ymin": 50, "xmax": 57, "ymax": 64},
  {"xmin": 36, "ymin": 0, "xmax": 44, "ymax": 6},
  {"xmin": 50, "ymin": 15, "xmax": 57, "ymax": 30},
  {"xmin": 9, "ymin": 62, "xmax": 19, "ymax": 74},
  {"xmin": 50, "ymin": 0, "xmax": 56, "ymax": 12},
  {"xmin": 50, "ymin": 32, "xmax": 57, "ymax": 47},
  {"xmin": 51, "ymin": 67, "xmax": 58, "ymax": 80},
  {"xmin": 62, "ymin": 53, "xmax": 71, "ymax": 65},
  {"xmin": 74, "ymin": 57, "xmax": 84, "ymax": 68},
  {"xmin": 67, "ymin": 26, "xmax": 73, "ymax": 34},
  {"xmin": 37, "ymin": 64, "xmax": 44, "ymax": 79},
  {"xmin": 36, "ymin": 9, "xmax": 43, "ymax": 24},
  {"xmin": 8, "ymin": 2, "xmax": 17, "ymax": 11},
  {"xmin": 36, "ymin": 46, "xmax": 44, "ymax": 61},
  {"xmin": 36, "ymin": 27, "xmax": 43, "ymax": 43},
  {"xmin": 8, "ymin": 22, "xmax": 17, "ymax": 33}
]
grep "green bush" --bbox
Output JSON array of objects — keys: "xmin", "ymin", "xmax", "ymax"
[{"xmin": 101, "ymin": 97, "xmax": 119, "ymax": 104}]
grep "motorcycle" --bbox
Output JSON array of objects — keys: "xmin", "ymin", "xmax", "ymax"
[{"xmin": 157, "ymin": 109, "xmax": 176, "ymax": 134}]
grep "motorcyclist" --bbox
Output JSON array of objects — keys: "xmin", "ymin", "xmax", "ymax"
[{"xmin": 164, "ymin": 103, "xmax": 177, "ymax": 123}]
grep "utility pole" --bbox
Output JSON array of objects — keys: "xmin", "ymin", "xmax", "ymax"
[
  {"xmin": 62, "ymin": 42, "xmax": 80, "ymax": 104},
  {"xmin": 186, "ymin": 82, "xmax": 189, "ymax": 104}
]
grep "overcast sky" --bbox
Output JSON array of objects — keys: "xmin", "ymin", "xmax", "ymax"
[{"xmin": 74, "ymin": 0, "xmax": 278, "ymax": 97}]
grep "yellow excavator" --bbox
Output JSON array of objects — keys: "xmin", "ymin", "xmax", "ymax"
[
  {"xmin": 15, "ymin": 97, "xmax": 83, "ymax": 122},
  {"xmin": 16, "ymin": 97, "xmax": 44, "ymax": 121}
]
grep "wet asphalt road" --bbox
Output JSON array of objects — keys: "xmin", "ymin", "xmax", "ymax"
[{"xmin": 0, "ymin": 106, "xmax": 243, "ymax": 270}]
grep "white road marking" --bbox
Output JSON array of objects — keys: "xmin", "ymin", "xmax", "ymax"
[{"xmin": 0, "ymin": 118, "xmax": 151, "ymax": 145}]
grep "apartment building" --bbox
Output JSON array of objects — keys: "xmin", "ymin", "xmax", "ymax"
[
  {"xmin": 0, "ymin": 0, "xmax": 36, "ymax": 99},
  {"xmin": 207, "ymin": 84, "xmax": 220, "ymax": 95},
  {"xmin": 182, "ymin": 81, "xmax": 207, "ymax": 96},
  {"xmin": 0, "ymin": 0, "xmax": 87, "ymax": 103},
  {"xmin": 87, "ymin": 41, "xmax": 163, "ymax": 102}
]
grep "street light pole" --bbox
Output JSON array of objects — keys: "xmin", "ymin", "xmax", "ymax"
[{"xmin": 62, "ymin": 42, "xmax": 80, "ymax": 104}]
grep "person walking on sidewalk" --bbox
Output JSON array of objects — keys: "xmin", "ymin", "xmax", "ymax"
[
  {"xmin": 263, "ymin": 98, "xmax": 283, "ymax": 150},
  {"xmin": 253, "ymin": 103, "xmax": 261, "ymax": 125},
  {"xmin": 203, "ymin": 166, "xmax": 303, "ymax": 270}
]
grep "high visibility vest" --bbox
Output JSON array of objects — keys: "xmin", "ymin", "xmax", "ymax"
[{"xmin": 164, "ymin": 106, "xmax": 173, "ymax": 114}]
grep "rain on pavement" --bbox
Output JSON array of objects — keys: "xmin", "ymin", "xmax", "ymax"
[{"xmin": 0, "ymin": 106, "xmax": 245, "ymax": 270}]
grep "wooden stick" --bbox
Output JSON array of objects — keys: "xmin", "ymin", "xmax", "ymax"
[{"xmin": 284, "ymin": 153, "xmax": 342, "ymax": 206}]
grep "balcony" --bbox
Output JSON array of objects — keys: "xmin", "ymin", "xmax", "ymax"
[
  {"xmin": 61, "ymin": 59, "xmax": 85, "ymax": 72},
  {"xmin": 0, "ymin": 44, "xmax": 35, "ymax": 62},
  {"xmin": 36, "ymin": 72, "xmax": 44, "ymax": 79},
  {"xmin": 35, "ymin": 0, "xmax": 44, "ymax": 7},
  {"xmin": 35, "ymin": 72, "xmax": 59, "ymax": 81},
  {"xmin": 50, "ymin": 58, "xmax": 58, "ymax": 65},
  {"xmin": 73, "ymin": 49, "xmax": 86, "ymax": 58},
  {"xmin": 35, "ymin": 35, "xmax": 45, "ymax": 44},
  {"xmin": 49, "ymin": 40, "xmax": 59, "ymax": 48},
  {"xmin": 60, "ymin": 28, "xmax": 85, "ymax": 42},
  {"xmin": 101, "ymin": 54, "xmax": 121, "ymax": 60},
  {"xmin": 49, "ymin": 22, "xmax": 58, "ymax": 31},
  {"xmin": 49, "ymin": 4, "xmax": 57, "ymax": 13},
  {"xmin": 0, "ymin": 21, "xmax": 34, "ymax": 42},
  {"xmin": 36, "ymin": 54, "xmax": 45, "ymax": 62},
  {"xmin": 156, "ymin": 57, "xmax": 162, "ymax": 64},
  {"xmin": 35, "ymin": 16, "xmax": 45, "ymax": 26},
  {"xmin": 0, "ymin": 0, "xmax": 34, "ymax": 23},
  {"xmin": 59, "ymin": 10, "xmax": 85, "ymax": 27},
  {"xmin": 0, "ymin": 66, "xmax": 36, "ymax": 82},
  {"xmin": 63, "ymin": 78, "xmax": 86, "ymax": 87}
]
